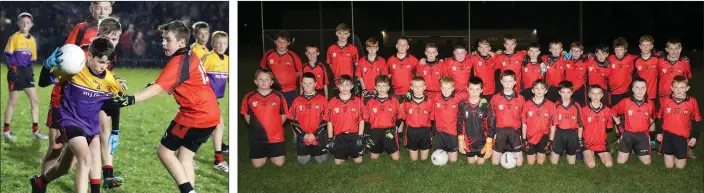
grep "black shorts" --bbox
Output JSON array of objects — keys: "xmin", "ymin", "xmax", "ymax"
[
  {"xmin": 46, "ymin": 107, "xmax": 60, "ymax": 129},
  {"xmin": 434, "ymin": 132, "xmax": 458, "ymax": 152},
  {"xmin": 369, "ymin": 127, "xmax": 399, "ymax": 154},
  {"xmin": 296, "ymin": 134, "xmax": 328, "ymax": 156},
  {"xmin": 618, "ymin": 131, "xmax": 650, "ymax": 156},
  {"xmin": 464, "ymin": 135, "xmax": 487, "ymax": 157},
  {"xmin": 405, "ymin": 127, "xmax": 432, "ymax": 151},
  {"xmin": 100, "ymin": 102, "xmax": 121, "ymax": 117},
  {"xmin": 546, "ymin": 86, "xmax": 560, "ymax": 102},
  {"xmin": 662, "ymin": 131, "xmax": 689, "ymax": 159},
  {"xmin": 332, "ymin": 133, "xmax": 363, "ymax": 160},
  {"xmin": 520, "ymin": 87, "xmax": 534, "ymax": 101},
  {"xmin": 572, "ymin": 86, "xmax": 587, "ymax": 107},
  {"xmin": 526, "ymin": 135, "xmax": 549, "ymax": 155},
  {"xmin": 7, "ymin": 65, "xmax": 34, "ymax": 91},
  {"xmin": 553, "ymin": 129, "xmax": 579, "ymax": 156},
  {"xmin": 57, "ymin": 126, "xmax": 95, "ymax": 143},
  {"xmin": 493, "ymin": 128, "xmax": 523, "ymax": 153},
  {"xmin": 281, "ymin": 90, "xmax": 296, "ymax": 109},
  {"xmin": 250, "ymin": 142, "xmax": 286, "ymax": 159},
  {"xmin": 160, "ymin": 121, "xmax": 215, "ymax": 153},
  {"xmin": 610, "ymin": 92, "xmax": 629, "ymax": 107}
]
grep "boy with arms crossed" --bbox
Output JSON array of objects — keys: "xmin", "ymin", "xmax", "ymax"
[
  {"xmin": 458, "ymin": 77, "xmax": 495, "ymax": 164},
  {"xmin": 522, "ymin": 79, "xmax": 555, "ymax": 165}
]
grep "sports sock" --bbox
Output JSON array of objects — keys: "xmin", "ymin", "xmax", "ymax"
[
  {"xmin": 90, "ymin": 179, "xmax": 101, "ymax": 193},
  {"xmin": 102, "ymin": 165, "xmax": 114, "ymax": 178},
  {"xmin": 297, "ymin": 155, "xmax": 311, "ymax": 165},
  {"xmin": 178, "ymin": 182, "xmax": 194, "ymax": 193},
  {"xmin": 314, "ymin": 154, "xmax": 328, "ymax": 163},
  {"xmin": 35, "ymin": 175, "xmax": 49, "ymax": 188},
  {"xmin": 214, "ymin": 151, "xmax": 223, "ymax": 164},
  {"xmin": 32, "ymin": 123, "xmax": 39, "ymax": 133},
  {"xmin": 3, "ymin": 123, "xmax": 9, "ymax": 132}
]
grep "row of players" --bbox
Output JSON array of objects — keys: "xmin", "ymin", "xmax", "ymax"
[{"xmin": 243, "ymin": 70, "xmax": 700, "ymax": 169}]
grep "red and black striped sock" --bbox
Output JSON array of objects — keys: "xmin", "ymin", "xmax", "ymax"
[
  {"xmin": 90, "ymin": 179, "xmax": 101, "ymax": 193},
  {"xmin": 214, "ymin": 151, "xmax": 223, "ymax": 164},
  {"xmin": 102, "ymin": 165, "xmax": 114, "ymax": 179},
  {"xmin": 32, "ymin": 123, "xmax": 39, "ymax": 133},
  {"xmin": 35, "ymin": 175, "xmax": 49, "ymax": 188},
  {"xmin": 3, "ymin": 123, "xmax": 10, "ymax": 133}
]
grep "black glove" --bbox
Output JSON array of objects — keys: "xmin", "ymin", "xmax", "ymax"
[
  {"xmin": 363, "ymin": 133, "xmax": 375, "ymax": 149},
  {"xmin": 523, "ymin": 138, "xmax": 529, "ymax": 152},
  {"xmin": 356, "ymin": 135, "xmax": 364, "ymax": 149},
  {"xmin": 110, "ymin": 92, "xmax": 135, "ymax": 108},
  {"xmin": 545, "ymin": 140, "xmax": 554, "ymax": 154},
  {"xmin": 578, "ymin": 138, "xmax": 585, "ymax": 153},
  {"xmin": 326, "ymin": 138, "xmax": 335, "ymax": 150}
]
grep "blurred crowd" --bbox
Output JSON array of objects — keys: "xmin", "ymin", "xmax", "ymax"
[{"xmin": 0, "ymin": 1, "xmax": 229, "ymax": 68}]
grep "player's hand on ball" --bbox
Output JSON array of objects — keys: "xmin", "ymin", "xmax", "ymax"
[
  {"xmin": 44, "ymin": 48, "xmax": 63, "ymax": 68},
  {"xmin": 110, "ymin": 92, "xmax": 136, "ymax": 108},
  {"xmin": 656, "ymin": 134, "xmax": 663, "ymax": 142},
  {"xmin": 689, "ymin": 138, "xmax": 697, "ymax": 147},
  {"xmin": 482, "ymin": 138, "xmax": 493, "ymax": 159}
]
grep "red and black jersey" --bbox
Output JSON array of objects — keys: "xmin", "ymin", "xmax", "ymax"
[
  {"xmin": 387, "ymin": 54, "xmax": 419, "ymax": 95},
  {"xmin": 432, "ymin": 92, "xmax": 467, "ymax": 135},
  {"xmin": 521, "ymin": 57, "xmax": 543, "ymax": 90},
  {"xmin": 327, "ymin": 43, "xmax": 359, "ymax": 81},
  {"xmin": 443, "ymin": 56, "xmax": 472, "ymax": 92},
  {"xmin": 490, "ymin": 92, "xmax": 525, "ymax": 130},
  {"xmin": 541, "ymin": 55, "xmax": 566, "ymax": 87},
  {"xmin": 302, "ymin": 61, "xmax": 329, "ymax": 90},
  {"xmin": 356, "ymin": 56, "xmax": 388, "ymax": 93},
  {"xmin": 564, "ymin": 56, "xmax": 589, "ymax": 90},
  {"xmin": 364, "ymin": 97, "xmax": 401, "ymax": 129},
  {"xmin": 287, "ymin": 94, "xmax": 328, "ymax": 134},
  {"xmin": 416, "ymin": 59, "xmax": 445, "ymax": 92},
  {"xmin": 240, "ymin": 90, "xmax": 288, "ymax": 143},
  {"xmin": 658, "ymin": 96, "xmax": 701, "ymax": 138},
  {"xmin": 496, "ymin": 51, "xmax": 527, "ymax": 93},
  {"xmin": 260, "ymin": 49, "xmax": 303, "ymax": 92},
  {"xmin": 400, "ymin": 96, "xmax": 434, "ymax": 128},
  {"xmin": 522, "ymin": 99, "xmax": 555, "ymax": 144},
  {"xmin": 634, "ymin": 52, "xmax": 662, "ymax": 99},
  {"xmin": 587, "ymin": 57, "xmax": 611, "ymax": 91},
  {"xmin": 581, "ymin": 105, "xmax": 613, "ymax": 146},
  {"xmin": 65, "ymin": 21, "xmax": 98, "ymax": 47},
  {"xmin": 457, "ymin": 98, "xmax": 495, "ymax": 140},
  {"xmin": 553, "ymin": 101, "xmax": 583, "ymax": 130},
  {"xmin": 612, "ymin": 97, "xmax": 655, "ymax": 133},
  {"xmin": 325, "ymin": 96, "xmax": 364, "ymax": 135},
  {"xmin": 471, "ymin": 54, "xmax": 498, "ymax": 95},
  {"xmin": 607, "ymin": 54, "xmax": 637, "ymax": 95},
  {"xmin": 657, "ymin": 56, "xmax": 692, "ymax": 98}
]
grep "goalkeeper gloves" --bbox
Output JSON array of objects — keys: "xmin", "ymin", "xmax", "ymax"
[
  {"xmin": 326, "ymin": 138, "xmax": 335, "ymax": 150},
  {"xmin": 363, "ymin": 134, "xmax": 375, "ymax": 149},
  {"xmin": 481, "ymin": 138, "xmax": 493, "ymax": 159},
  {"xmin": 545, "ymin": 140, "xmax": 554, "ymax": 154},
  {"xmin": 109, "ymin": 130, "xmax": 120, "ymax": 155},
  {"xmin": 578, "ymin": 138, "xmax": 585, "ymax": 153},
  {"xmin": 356, "ymin": 135, "xmax": 364, "ymax": 149},
  {"xmin": 522, "ymin": 138, "xmax": 529, "ymax": 153},
  {"xmin": 44, "ymin": 48, "xmax": 63, "ymax": 68},
  {"xmin": 110, "ymin": 92, "xmax": 135, "ymax": 108},
  {"xmin": 385, "ymin": 129, "xmax": 394, "ymax": 139}
]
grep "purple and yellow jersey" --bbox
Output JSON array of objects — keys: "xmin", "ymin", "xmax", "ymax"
[
  {"xmin": 4, "ymin": 31, "xmax": 37, "ymax": 67},
  {"xmin": 202, "ymin": 51, "xmax": 228, "ymax": 98},
  {"xmin": 191, "ymin": 43, "xmax": 210, "ymax": 60},
  {"xmin": 58, "ymin": 65, "xmax": 123, "ymax": 136}
]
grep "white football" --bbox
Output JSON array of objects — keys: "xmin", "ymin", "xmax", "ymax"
[
  {"xmin": 431, "ymin": 149, "xmax": 448, "ymax": 166},
  {"xmin": 58, "ymin": 44, "xmax": 86, "ymax": 75},
  {"xmin": 500, "ymin": 153, "xmax": 517, "ymax": 169}
]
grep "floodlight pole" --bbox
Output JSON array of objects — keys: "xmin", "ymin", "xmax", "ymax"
[
  {"xmin": 320, "ymin": 2, "xmax": 323, "ymax": 48},
  {"xmin": 468, "ymin": 2, "xmax": 471, "ymax": 46},
  {"xmin": 351, "ymin": 2, "xmax": 355, "ymax": 43},
  {"xmin": 401, "ymin": 1, "xmax": 404, "ymax": 36},
  {"xmin": 579, "ymin": 2, "xmax": 583, "ymax": 43},
  {"xmin": 261, "ymin": 1, "xmax": 265, "ymax": 54}
]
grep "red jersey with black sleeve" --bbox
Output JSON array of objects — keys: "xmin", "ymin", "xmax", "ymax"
[
  {"xmin": 65, "ymin": 21, "xmax": 98, "ymax": 48},
  {"xmin": 387, "ymin": 54, "xmax": 419, "ymax": 95},
  {"xmin": 302, "ymin": 61, "xmax": 329, "ymax": 90},
  {"xmin": 607, "ymin": 54, "xmax": 637, "ymax": 95},
  {"xmin": 443, "ymin": 56, "xmax": 472, "ymax": 92},
  {"xmin": 457, "ymin": 98, "xmax": 495, "ymax": 142},
  {"xmin": 356, "ymin": 56, "xmax": 388, "ymax": 93},
  {"xmin": 564, "ymin": 56, "xmax": 589, "ymax": 90},
  {"xmin": 612, "ymin": 97, "xmax": 655, "ymax": 133},
  {"xmin": 522, "ymin": 99, "xmax": 555, "ymax": 144},
  {"xmin": 521, "ymin": 57, "xmax": 543, "ymax": 90},
  {"xmin": 490, "ymin": 92, "xmax": 525, "ymax": 130},
  {"xmin": 287, "ymin": 94, "xmax": 327, "ymax": 134},
  {"xmin": 658, "ymin": 96, "xmax": 701, "ymax": 138},
  {"xmin": 657, "ymin": 56, "xmax": 692, "ymax": 98},
  {"xmin": 581, "ymin": 105, "xmax": 613, "ymax": 147},
  {"xmin": 553, "ymin": 101, "xmax": 583, "ymax": 130},
  {"xmin": 634, "ymin": 52, "xmax": 662, "ymax": 99},
  {"xmin": 415, "ymin": 59, "xmax": 445, "ymax": 92},
  {"xmin": 156, "ymin": 48, "xmax": 221, "ymax": 128},
  {"xmin": 325, "ymin": 96, "xmax": 363, "ymax": 135},
  {"xmin": 471, "ymin": 54, "xmax": 498, "ymax": 95},
  {"xmin": 540, "ymin": 55, "xmax": 566, "ymax": 87},
  {"xmin": 327, "ymin": 43, "xmax": 359, "ymax": 81},
  {"xmin": 240, "ymin": 90, "xmax": 287, "ymax": 143},
  {"xmin": 496, "ymin": 51, "xmax": 527, "ymax": 93},
  {"xmin": 364, "ymin": 97, "xmax": 401, "ymax": 129},
  {"xmin": 587, "ymin": 57, "xmax": 611, "ymax": 91},
  {"xmin": 432, "ymin": 92, "xmax": 467, "ymax": 135},
  {"xmin": 260, "ymin": 49, "xmax": 303, "ymax": 92},
  {"xmin": 400, "ymin": 96, "xmax": 434, "ymax": 128}
]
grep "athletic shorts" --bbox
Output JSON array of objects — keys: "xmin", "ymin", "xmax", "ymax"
[
  {"xmin": 160, "ymin": 121, "xmax": 215, "ymax": 153},
  {"xmin": 250, "ymin": 142, "xmax": 286, "ymax": 159},
  {"xmin": 7, "ymin": 65, "xmax": 34, "ymax": 91},
  {"xmin": 661, "ymin": 131, "xmax": 689, "ymax": 159},
  {"xmin": 553, "ymin": 129, "xmax": 579, "ymax": 156},
  {"xmin": 464, "ymin": 135, "xmax": 487, "ymax": 158},
  {"xmin": 281, "ymin": 90, "xmax": 296, "ymax": 109},
  {"xmin": 56, "ymin": 126, "xmax": 95, "ymax": 144},
  {"xmin": 493, "ymin": 128, "xmax": 523, "ymax": 153},
  {"xmin": 369, "ymin": 127, "xmax": 399, "ymax": 154},
  {"xmin": 46, "ymin": 107, "xmax": 60, "ymax": 129},
  {"xmin": 618, "ymin": 131, "xmax": 650, "ymax": 156},
  {"xmin": 332, "ymin": 133, "xmax": 363, "ymax": 160},
  {"xmin": 434, "ymin": 132, "xmax": 458, "ymax": 153},
  {"xmin": 296, "ymin": 134, "xmax": 328, "ymax": 156},
  {"xmin": 405, "ymin": 127, "xmax": 432, "ymax": 151},
  {"xmin": 526, "ymin": 135, "xmax": 549, "ymax": 155},
  {"xmin": 100, "ymin": 101, "xmax": 121, "ymax": 118},
  {"xmin": 572, "ymin": 86, "xmax": 587, "ymax": 107}
]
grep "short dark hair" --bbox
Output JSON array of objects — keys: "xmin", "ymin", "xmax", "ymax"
[
  {"xmin": 375, "ymin": 75, "xmax": 390, "ymax": 85},
  {"xmin": 595, "ymin": 44, "xmax": 610, "ymax": 54},
  {"xmin": 503, "ymin": 35, "xmax": 516, "ymax": 42},
  {"xmin": 97, "ymin": 17, "xmax": 121, "ymax": 37},
  {"xmin": 589, "ymin": 85, "xmax": 604, "ymax": 93},
  {"xmin": 192, "ymin": 21, "xmax": 209, "ymax": 33},
  {"xmin": 335, "ymin": 23, "xmax": 350, "ymax": 32},
  {"xmin": 469, "ymin": 77, "xmax": 483, "ymax": 88},
  {"xmin": 532, "ymin": 79, "xmax": 547, "ymax": 89},
  {"xmin": 88, "ymin": 37, "xmax": 116, "ymax": 60},
  {"xmin": 275, "ymin": 31, "xmax": 290, "ymax": 42},
  {"xmin": 454, "ymin": 43, "xmax": 467, "ymax": 51},
  {"xmin": 338, "ymin": 75, "xmax": 353, "ymax": 85},
  {"xmin": 305, "ymin": 45, "xmax": 319, "ymax": 52},
  {"xmin": 158, "ymin": 20, "xmax": 191, "ymax": 44},
  {"xmin": 476, "ymin": 38, "xmax": 490, "ymax": 46},
  {"xmin": 397, "ymin": 36, "xmax": 410, "ymax": 44},
  {"xmin": 501, "ymin": 70, "xmax": 516, "ymax": 80},
  {"xmin": 633, "ymin": 77, "xmax": 647, "ymax": 86},
  {"xmin": 92, "ymin": 1, "xmax": 114, "ymax": 5},
  {"xmin": 411, "ymin": 76, "xmax": 425, "ymax": 82},
  {"xmin": 425, "ymin": 43, "xmax": 437, "ymax": 49},
  {"xmin": 255, "ymin": 69, "xmax": 274, "ymax": 79},
  {"xmin": 672, "ymin": 75, "xmax": 688, "ymax": 86},
  {"xmin": 569, "ymin": 41, "xmax": 584, "ymax": 50},
  {"xmin": 528, "ymin": 43, "xmax": 540, "ymax": 50},
  {"xmin": 301, "ymin": 72, "xmax": 316, "ymax": 81},
  {"xmin": 549, "ymin": 40, "xmax": 563, "ymax": 47},
  {"xmin": 613, "ymin": 37, "xmax": 628, "ymax": 49},
  {"xmin": 558, "ymin": 80, "xmax": 574, "ymax": 91}
]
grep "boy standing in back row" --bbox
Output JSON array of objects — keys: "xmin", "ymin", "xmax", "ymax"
[
  {"xmin": 190, "ymin": 21, "xmax": 210, "ymax": 59},
  {"xmin": 260, "ymin": 31, "xmax": 302, "ymax": 108},
  {"xmin": 327, "ymin": 23, "xmax": 359, "ymax": 93}
]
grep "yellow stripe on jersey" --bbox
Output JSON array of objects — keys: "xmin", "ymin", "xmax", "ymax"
[
  {"xmin": 69, "ymin": 65, "xmax": 123, "ymax": 94},
  {"xmin": 202, "ymin": 51, "xmax": 229, "ymax": 73},
  {"xmin": 4, "ymin": 31, "xmax": 37, "ymax": 65},
  {"xmin": 191, "ymin": 43, "xmax": 210, "ymax": 59}
]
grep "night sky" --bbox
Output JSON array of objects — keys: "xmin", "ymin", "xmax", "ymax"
[{"xmin": 238, "ymin": 1, "xmax": 703, "ymax": 55}]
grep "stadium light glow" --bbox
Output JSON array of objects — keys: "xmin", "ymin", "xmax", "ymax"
[{"xmin": 533, "ymin": 29, "xmax": 537, "ymax": 34}]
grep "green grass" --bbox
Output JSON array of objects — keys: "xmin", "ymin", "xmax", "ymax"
[
  {"xmin": 236, "ymin": 58, "xmax": 704, "ymax": 193},
  {"xmin": 0, "ymin": 65, "xmax": 229, "ymax": 192}
]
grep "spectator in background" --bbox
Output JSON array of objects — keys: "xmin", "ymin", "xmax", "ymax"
[
  {"xmin": 132, "ymin": 31, "xmax": 146, "ymax": 57},
  {"xmin": 121, "ymin": 24, "xmax": 135, "ymax": 56}
]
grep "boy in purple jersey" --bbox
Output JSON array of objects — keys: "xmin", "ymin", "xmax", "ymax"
[{"xmin": 202, "ymin": 31, "xmax": 230, "ymax": 172}]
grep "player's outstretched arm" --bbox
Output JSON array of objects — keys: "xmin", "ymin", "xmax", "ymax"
[{"xmin": 134, "ymin": 84, "xmax": 164, "ymax": 103}]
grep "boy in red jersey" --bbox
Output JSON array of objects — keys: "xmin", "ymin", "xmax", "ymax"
[
  {"xmin": 288, "ymin": 72, "xmax": 329, "ymax": 165},
  {"xmin": 612, "ymin": 78, "xmax": 655, "ymax": 165},
  {"xmin": 519, "ymin": 43, "xmax": 545, "ymax": 101},
  {"xmin": 634, "ymin": 35, "xmax": 661, "ymax": 103},
  {"xmin": 327, "ymin": 23, "xmax": 359, "ymax": 83},
  {"xmin": 364, "ymin": 75, "xmax": 401, "ymax": 160},
  {"xmin": 443, "ymin": 43, "xmax": 472, "ymax": 92},
  {"xmin": 522, "ymin": 79, "xmax": 555, "ymax": 165},
  {"xmin": 301, "ymin": 45, "xmax": 329, "ymax": 98},
  {"xmin": 657, "ymin": 76, "xmax": 700, "ymax": 168},
  {"xmin": 541, "ymin": 41, "xmax": 566, "ymax": 102},
  {"xmin": 241, "ymin": 70, "xmax": 287, "ymax": 168},
  {"xmin": 108, "ymin": 21, "xmax": 222, "ymax": 193},
  {"xmin": 657, "ymin": 39, "xmax": 692, "ymax": 99},
  {"xmin": 432, "ymin": 76, "xmax": 467, "ymax": 163},
  {"xmin": 496, "ymin": 35, "xmax": 527, "ymax": 94},
  {"xmin": 458, "ymin": 77, "xmax": 495, "ymax": 164},
  {"xmin": 581, "ymin": 85, "xmax": 614, "ymax": 168},
  {"xmin": 400, "ymin": 76, "xmax": 434, "ymax": 161},
  {"xmin": 326, "ymin": 75, "xmax": 365, "ymax": 165},
  {"xmin": 564, "ymin": 42, "xmax": 589, "ymax": 106},
  {"xmin": 65, "ymin": 1, "xmax": 113, "ymax": 47},
  {"xmin": 388, "ymin": 36, "xmax": 419, "ymax": 101},
  {"xmin": 356, "ymin": 38, "xmax": 387, "ymax": 99},
  {"xmin": 587, "ymin": 44, "xmax": 611, "ymax": 106},
  {"xmin": 549, "ymin": 81, "xmax": 583, "ymax": 165},
  {"xmin": 416, "ymin": 43, "xmax": 444, "ymax": 99},
  {"xmin": 490, "ymin": 70, "xmax": 526, "ymax": 166},
  {"xmin": 608, "ymin": 37, "xmax": 638, "ymax": 106},
  {"xmin": 260, "ymin": 31, "xmax": 302, "ymax": 108},
  {"xmin": 471, "ymin": 39, "xmax": 498, "ymax": 99}
]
